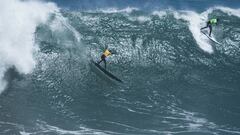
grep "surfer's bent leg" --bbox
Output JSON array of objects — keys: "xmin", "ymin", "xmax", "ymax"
[
  {"xmin": 103, "ymin": 59, "xmax": 106, "ymax": 69},
  {"xmin": 98, "ymin": 59, "xmax": 102, "ymax": 64},
  {"xmin": 201, "ymin": 22, "xmax": 210, "ymax": 30},
  {"xmin": 98, "ymin": 54, "xmax": 105, "ymax": 64},
  {"xmin": 201, "ymin": 26, "xmax": 208, "ymax": 30},
  {"xmin": 209, "ymin": 25, "xmax": 212, "ymax": 37},
  {"xmin": 99, "ymin": 54, "xmax": 107, "ymax": 68}
]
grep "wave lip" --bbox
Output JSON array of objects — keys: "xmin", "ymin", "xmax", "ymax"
[{"xmin": 96, "ymin": 7, "xmax": 138, "ymax": 13}]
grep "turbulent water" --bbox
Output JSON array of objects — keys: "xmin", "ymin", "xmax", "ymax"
[{"xmin": 1, "ymin": 0, "xmax": 240, "ymax": 135}]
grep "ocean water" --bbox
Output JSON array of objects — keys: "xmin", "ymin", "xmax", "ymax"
[{"xmin": 0, "ymin": 0, "xmax": 240, "ymax": 135}]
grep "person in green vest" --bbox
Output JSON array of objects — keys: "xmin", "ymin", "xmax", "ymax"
[{"xmin": 201, "ymin": 18, "xmax": 219, "ymax": 37}]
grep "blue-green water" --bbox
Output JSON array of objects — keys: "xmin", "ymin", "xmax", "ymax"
[{"xmin": 0, "ymin": 1, "xmax": 240, "ymax": 135}]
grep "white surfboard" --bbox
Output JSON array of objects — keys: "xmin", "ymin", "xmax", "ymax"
[{"xmin": 201, "ymin": 31, "xmax": 221, "ymax": 45}]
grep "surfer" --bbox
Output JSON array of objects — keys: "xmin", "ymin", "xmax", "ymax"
[
  {"xmin": 200, "ymin": 18, "xmax": 219, "ymax": 37},
  {"xmin": 98, "ymin": 49, "xmax": 115, "ymax": 69}
]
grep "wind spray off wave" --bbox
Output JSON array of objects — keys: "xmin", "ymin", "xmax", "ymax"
[{"xmin": 0, "ymin": 0, "xmax": 58, "ymax": 93}]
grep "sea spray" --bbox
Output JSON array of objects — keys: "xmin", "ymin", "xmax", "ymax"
[{"xmin": 0, "ymin": 0, "xmax": 58, "ymax": 93}]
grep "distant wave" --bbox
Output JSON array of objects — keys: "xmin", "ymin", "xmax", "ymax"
[{"xmin": 86, "ymin": 7, "xmax": 138, "ymax": 14}]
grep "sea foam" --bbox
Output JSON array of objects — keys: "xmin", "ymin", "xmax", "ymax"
[{"xmin": 0, "ymin": 0, "xmax": 58, "ymax": 93}]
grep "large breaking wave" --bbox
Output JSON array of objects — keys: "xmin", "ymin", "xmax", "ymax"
[
  {"xmin": 0, "ymin": 0, "xmax": 58, "ymax": 93},
  {"xmin": 0, "ymin": 1, "xmax": 240, "ymax": 134}
]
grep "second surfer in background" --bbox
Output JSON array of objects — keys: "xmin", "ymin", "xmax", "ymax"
[
  {"xmin": 98, "ymin": 49, "xmax": 115, "ymax": 69},
  {"xmin": 201, "ymin": 18, "xmax": 219, "ymax": 37}
]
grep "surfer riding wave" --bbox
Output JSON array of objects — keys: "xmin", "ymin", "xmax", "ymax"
[
  {"xmin": 98, "ymin": 48, "xmax": 116, "ymax": 69},
  {"xmin": 200, "ymin": 18, "xmax": 219, "ymax": 37}
]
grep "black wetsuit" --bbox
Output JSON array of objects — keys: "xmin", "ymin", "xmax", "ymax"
[
  {"xmin": 201, "ymin": 21, "xmax": 212, "ymax": 36},
  {"xmin": 201, "ymin": 19, "xmax": 218, "ymax": 37}
]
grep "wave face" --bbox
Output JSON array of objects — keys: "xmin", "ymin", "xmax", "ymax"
[{"xmin": 1, "ymin": 1, "xmax": 240, "ymax": 134}]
